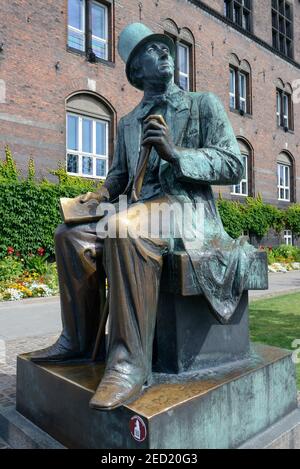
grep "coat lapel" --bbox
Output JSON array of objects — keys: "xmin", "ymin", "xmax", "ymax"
[
  {"xmin": 170, "ymin": 97, "xmax": 191, "ymax": 146},
  {"xmin": 123, "ymin": 109, "xmax": 142, "ymax": 176},
  {"xmin": 123, "ymin": 86, "xmax": 191, "ymax": 177}
]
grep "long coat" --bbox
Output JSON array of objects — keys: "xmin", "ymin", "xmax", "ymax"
[{"xmin": 104, "ymin": 84, "xmax": 257, "ymax": 323}]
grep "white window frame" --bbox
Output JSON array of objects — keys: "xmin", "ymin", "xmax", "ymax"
[
  {"xmin": 277, "ymin": 163, "xmax": 290, "ymax": 202},
  {"xmin": 283, "ymin": 230, "xmax": 293, "ymax": 246},
  {"xmin": 177, "ymin": 43, "xmax": 190, "ymax": 91},
  {"xmin": 277, "ymin": 89, "xmax": 291, "ymax": 129},
  {"xmin": 276, "ymin": 90, "xmax": 281, "ymax": 126},
  {"xmin": 68, "ymin": 0, "xmax": 86, "ymax": 52},
  {"xmin": 66, "ymin": 112, "xmax": 109, "ymax": 179},
  {"xmin": 283, "ymin": 93, "xmax": 289, "ymax": 129},
  {"xmin": 232, "ymin": 154, "xmax": 248, "ymax": 196},
  {"xmin": 239, "ymin": 72, "xmax": 247, "ymax": 113},
  {"xmin": 91, "ymin": 1, "xmax": 109, "ymax": 60},
  {"xmin": 229, "ymin": 68, "xmax": 236, "ymax": 109}
]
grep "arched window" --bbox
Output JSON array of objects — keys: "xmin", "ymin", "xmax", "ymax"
[
  {"xmin": 275, "ymin": 79, "xmax": 294, "ymax": 131},
  {"xmin": 277, "ymin": 151, "xmax": 294, "ymax": 202},
  {"xmin": 163, "ymin": 19, "xmax": 195, "ymax": 91},
  {"xmin": 229, "ymin": 55, "xmax": 252, "ymax": 115},
  {"xmin": 66, "ymin": 92, "xmax": 114, "ymax": 179},
  {"xmin": 232, "ymin": 139, "xmax": 253, "ymax": 196}
]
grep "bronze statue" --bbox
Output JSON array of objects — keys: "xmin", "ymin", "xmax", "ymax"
[{"xmin": 29, "ymin": 23, "xmax": 257, "ymax": 410}]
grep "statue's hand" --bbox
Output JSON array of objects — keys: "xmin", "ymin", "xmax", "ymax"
[
  {"xmin": 77, "ymin": 186, "xmax": 110, "ymax": 204},
  {"xmin": 142, "ymin": 115, "xmax": 177, "ymax": 163}
]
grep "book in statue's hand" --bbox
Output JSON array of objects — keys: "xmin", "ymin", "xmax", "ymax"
[{"xmin": 60, "ymin": 197, "xmax": 106, "ymax": 224}]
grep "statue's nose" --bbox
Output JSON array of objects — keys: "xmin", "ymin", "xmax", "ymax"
[{"xmin": 158, "ymin": 49, "xmax": 168, "ymax": 59}]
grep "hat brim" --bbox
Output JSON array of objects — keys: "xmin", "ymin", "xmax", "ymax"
[{"xmin": 125, "ymin": 34, "xmax": 176, "ymax": 90}]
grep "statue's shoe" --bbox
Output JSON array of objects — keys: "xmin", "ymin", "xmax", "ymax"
[
  {"xmin": 89, "ymin": 371, "xmax": 147, "ymax": 410},
  {"xmin": 28, "ymin": 341, "xmax": 83, "ymax": 364}
]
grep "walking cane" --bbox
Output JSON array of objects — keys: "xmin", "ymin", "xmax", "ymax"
[{"xmin": 91, "ymin": 114, "xmax": 167, "ymax": 361}]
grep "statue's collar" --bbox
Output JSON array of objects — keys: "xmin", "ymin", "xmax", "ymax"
[{"xmin": 141, "ymin": 84, "xmax": 183, "ymax": 107}]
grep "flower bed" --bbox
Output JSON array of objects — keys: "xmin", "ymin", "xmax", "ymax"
[
  {"xmin": 261, "ymin": 245, "xmax": 300, "ymax": 273},
  {"xmin": 0, "ymin": 248, "xmax": 58, "ymax": 301}
]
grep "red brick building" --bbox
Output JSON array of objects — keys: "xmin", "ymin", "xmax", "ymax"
[{"xmin": 0, "ymin": 0, "xmax": 299, "ymax": 244}]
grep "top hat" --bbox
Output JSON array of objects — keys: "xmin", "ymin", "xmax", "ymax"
[{"xmin": 117, "ymin": 23, "xmax": 175, "ymax": 90}]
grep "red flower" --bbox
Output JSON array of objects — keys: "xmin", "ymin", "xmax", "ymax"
[
  {"xmin": 15, "ymin": 251, "xmax": 21, "ymax": 257},
  {"xmin": 7, "ymin": 247, "xmax": 14, "ymax": 255},
  {"xmin": 37, "ymin": 247, "xmax": 45, "ymax": 257}
]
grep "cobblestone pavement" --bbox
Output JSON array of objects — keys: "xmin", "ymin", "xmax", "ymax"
[{"xmin": 0, "ymin": 334, "xmax": 58, "ymax": 410}]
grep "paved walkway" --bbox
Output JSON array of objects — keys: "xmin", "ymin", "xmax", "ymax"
[
  {"xmin": 250, "ymin": 270, "xmax": 300, "ymax": 300},
  {"xmin": 0, "ymin": 296, "xmax": 61, "ymax": 341}
]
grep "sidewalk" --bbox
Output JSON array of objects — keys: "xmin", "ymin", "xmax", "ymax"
[
  {"xmin": 0, "ymin": 296, "xmax": 61, "ymax": 341},
  {"xmin": 250, "ymin": 270, "xmax": 300, "ymax": 300}
]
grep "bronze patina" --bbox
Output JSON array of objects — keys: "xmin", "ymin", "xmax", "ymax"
[{"xmin": 29, "ymin": 22, "xmax": 261, "ymax": 411}]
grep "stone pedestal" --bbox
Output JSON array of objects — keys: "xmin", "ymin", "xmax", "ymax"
[
  {"xmin": 16, "ymin": 344, "xmax": 298, "ymax": 449},
  {"xmin": 154, "ymin": 291, "xmax": 249, "ymax": 373}
]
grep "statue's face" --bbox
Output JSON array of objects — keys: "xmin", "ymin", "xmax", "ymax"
[{"xmin": 138, "ymin": 41, "xmax": 174, "ymax": 85}]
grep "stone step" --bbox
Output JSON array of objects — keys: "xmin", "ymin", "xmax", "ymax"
[
  {"xmin": 0, "ymin": 405, "xmax": 64, "ymax": 449},
  {"xmin": 239, "ymin": 408, "xmax": 300, "ymax": 449}
]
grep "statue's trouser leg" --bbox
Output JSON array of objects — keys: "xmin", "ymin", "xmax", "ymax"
[
  {"xmin": 102, "ymin": 200, "xmax": 169, "ymax": 384},
  {"xmin": 54, "ymin": 222, "xmax": 105, "ymax": 354}
]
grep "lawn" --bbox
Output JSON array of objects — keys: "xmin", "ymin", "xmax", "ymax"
[{"xmin": 249, "ymin": 292, "xmax": 300, "ymax": 389}]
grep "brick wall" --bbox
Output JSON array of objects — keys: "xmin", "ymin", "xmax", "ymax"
[{"xmin": 0, "ymin": 0, "xmax": 299, "ymax": 209}]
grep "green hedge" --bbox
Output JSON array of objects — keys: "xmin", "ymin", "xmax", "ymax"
[
  {"xmin": 0, "ymin": 147, "xmax": 300, "ymax": 258},
  {"xmin": 0, "ymin": 147, "xmax": 102, "ymax": 259},
  {"xmin": 217, "ymin": 194, "xmax": 299, "ymax": 240}
]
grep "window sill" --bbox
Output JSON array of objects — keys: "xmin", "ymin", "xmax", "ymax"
[
  {"xmin": 67, "ymin": 172, "xmax": 106, "ymax": 181},
  {"xmin": 229, "ymin": 108, "xmax": 252, "ymax": 119},
  {"xmin": 230, "ymin": 193, "xmax": 248, "ymax": 197},
  {"xmin": 276, "ymin": 125, "xmax": 294, "ymax": 135},
  {"xmin": 66, "ymin": 46, "xmax": 115, "ymax": 68}
]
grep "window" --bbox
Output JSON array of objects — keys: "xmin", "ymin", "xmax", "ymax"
[
  {"xmin": 68, "ymin": 0, "xmax": 111, "ymax": 61},
  {"xmin": 229, "ymin": 68, "xmax": 236, "ymax": 109},
  {"xmin": 276, "ymin": 88, "xmax": 293, "ymax": 130},
  {"xmin": 164, "ymin": 21, "xmax": 195, "ymax": 91},
  {"xmin": 67, "ymin": 114, "xmax": 108, "ymax": 178},
  {"xmin": 229, "ymin": 67, "xmax": 250, "ymax": 114},
  {"xmin": 66, "ymin": 93, "xmax": 114, "ymax": 179},
  {"xmin": 232, "ymin": 154, "xmax": 248, "ymax": 196},
  {"xmin": 68, "ymin": 0, "xmax": 85, "ymax": 52},
  {"xmin": 277, "ymin": 152, "xmax": 293, "ymax": 202},
  {"xmin": 272, "ymin": 0, "xmax": 293, "ymax": 58},
  {"xmin": 231, "ymin": 139, "xmax": 253, "ymax": 197},
  {"xmin": 224, "ymin": 0, "xmax": 252, "ymax": 32},
  {"xmin": 178, "ymin": 43, "xmax": 190, "ymax": 91},
  {"xmin": 277, "ymin": 163, "xmax": 290, "ymax": 201},
  {"xmin": 283, "ymin": 230, "xmax": 293, "ymax": 245}
]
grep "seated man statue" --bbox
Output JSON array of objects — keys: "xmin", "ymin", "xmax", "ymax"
[{"xmin": 29, "ymin": 23, "xmax": 256, "ymax": 410}]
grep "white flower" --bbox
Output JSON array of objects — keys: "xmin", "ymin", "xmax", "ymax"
[
  {"xmin": 28, "ymin": 282, "xmax": 53, "ymax": 297},
  {"xmin": 5, "ymin": 288, "xmax": 23, "ymax": 301}
]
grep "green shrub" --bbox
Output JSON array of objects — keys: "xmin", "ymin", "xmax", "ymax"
[
  {"xmin": 0, "ymin": 149, "xmax": 103, "ymax": 259},
  {"xmin": 0, "ymin": 256, "xmax": 24, "ymax": 281},
  {"xmin": 217, "ymin": 197, "xmax": 245, "ymax": 239},
  {"xmin": 242, "ymin": 196, "xmax": 284, "ymax": 238},
  {"xmin": 24, "ymin": 254, "xmax": 50, "ymax": 276},
  {"xmin": 285, "ymin": 205, "xmax": 300, "ymax": 235}
]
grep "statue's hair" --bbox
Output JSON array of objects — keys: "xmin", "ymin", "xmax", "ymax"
[{"xmin": 128, "ymin": 53, "xmax": 144, "ymax": 90}]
